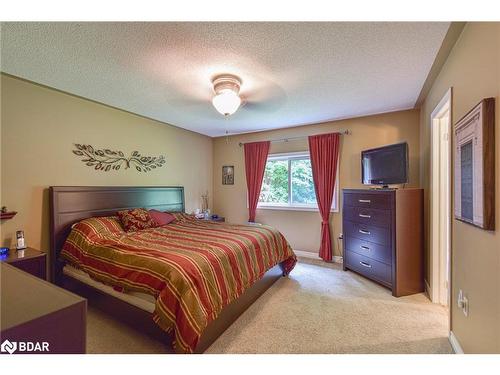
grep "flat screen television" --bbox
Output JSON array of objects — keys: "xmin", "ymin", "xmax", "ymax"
[{"xmin": 361, "ymin": 142, "xmax": 408, "ymax": 187}]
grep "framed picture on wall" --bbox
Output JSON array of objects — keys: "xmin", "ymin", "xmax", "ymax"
[
  {"xmin": 454, "ymin": 98, "xmax": 495, "ymax": 230},
  {"xmin": 222, "ymin": 165, "xmax": 234, "ymax": 185}
]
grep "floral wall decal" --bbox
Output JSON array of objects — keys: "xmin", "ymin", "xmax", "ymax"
[{"xmin": 72, "ymin": 144, "xmax": 166, "ymax": 173}]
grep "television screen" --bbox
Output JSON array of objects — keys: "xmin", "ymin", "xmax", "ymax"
[{"xmin": 362, "ymin": 142, "xmax": 408, "ymax": 186}]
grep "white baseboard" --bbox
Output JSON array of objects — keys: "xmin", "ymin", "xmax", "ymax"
[
  {"xmin": 449, "ymin": 331, "xmax": 464, "ymax": 354},
  {"xmin": 294, "ymin": 250, "xmax": 343, "ymax": 264},
  {"xmin": 332, "ymin": 255, "xmax": 343, "ymax": 264},
  {"xmin": 294, "ymin": 250, "xmax": 319, "ymax": 260}
]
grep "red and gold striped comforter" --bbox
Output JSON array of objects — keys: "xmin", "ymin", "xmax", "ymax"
[{"xmin": 61, "ymin": 214, "xmax": 296, "ymax": 353}]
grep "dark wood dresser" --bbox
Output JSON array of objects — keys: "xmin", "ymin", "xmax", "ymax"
[
  {"xmin": 342, "ymin": 188, "xmax": 424, "ymax": 297},
  {"xmin": 1, "ymin": 263, "xmax": 86, "ymax": 354}
]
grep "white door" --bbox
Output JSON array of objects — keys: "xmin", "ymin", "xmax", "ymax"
[
  {"xmin": 430, "ymin": 88, "xmax": 452, "ymax": 307},
  {"xmin": 438, "ymin": 115, "xmax": 451, "ymax": 306}
]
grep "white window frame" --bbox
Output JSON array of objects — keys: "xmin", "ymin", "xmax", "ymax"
[{"xmin": 257, "ymin": 151, "xmax": 339, "ymax": 212}]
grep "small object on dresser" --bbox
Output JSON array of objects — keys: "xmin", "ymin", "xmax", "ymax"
[
  {"xmin": 16, "ymin": 230, "xmax": 27, "ymax": 250},
  {"xmin": 209, "ymin": 215, "xmax": 225, "ymax": 222},
  {"xmin": 201, "ymin": 191, "xmax": 209, "ymax": 212},
  {"xmin": 194, "ymin": 209, "xmax": 205, "ymax": 219},
  {"xmin": 0, "ymin": 247, "xmax": 9, "ymax": 259}
]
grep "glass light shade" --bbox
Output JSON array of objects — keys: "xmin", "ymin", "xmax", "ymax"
[{"xmin": 212, "ymin": 89, "xmax": 241, "ymax": 116}]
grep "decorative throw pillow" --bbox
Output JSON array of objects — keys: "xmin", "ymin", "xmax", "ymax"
[
  {"xmin": 117, "ymin": 208, "xmax": 155, "ymax": 232},
  {"xmin": 72, "ymin": 216, "xmax": 124, "ymax": 237},
  {"xmin": 148, "ymin": 210, "xmax": 176, "ymax": 226}
]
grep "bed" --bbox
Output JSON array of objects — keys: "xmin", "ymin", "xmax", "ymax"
[{"xmin": 49, "ymin": 186, "xmax": 296, "ymax": 353}]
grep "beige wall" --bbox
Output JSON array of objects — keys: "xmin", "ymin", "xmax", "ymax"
[
  {"xmin": 213, "ymin": 109, "xmax": 420, "ymax": 257},
  {"xmin": 420, "ymin": 23, "xmax": 500, "ymax": 353},
  {"xmin": 0, "ymin": 74, "xmax": 213, "ymax": 252}
]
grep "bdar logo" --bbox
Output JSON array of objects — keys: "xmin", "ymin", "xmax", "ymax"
[{"xmin": 1, "ymin": 340, "xmax": 17, "ymax": 354}]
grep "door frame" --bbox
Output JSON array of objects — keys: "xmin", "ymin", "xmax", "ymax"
[{"xmin": 429, "ymin": 88, "xmax": 452, "ymax": 306}]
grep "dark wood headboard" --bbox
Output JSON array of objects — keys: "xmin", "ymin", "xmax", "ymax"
[{"xmin": 49, "ymin": 186, "xmax": 184, "ymax": 282}]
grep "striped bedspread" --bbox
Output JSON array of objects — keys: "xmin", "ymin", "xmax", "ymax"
[{"xmin": 61, "ymin": 214, "xmax": 296, "ymax": 353}]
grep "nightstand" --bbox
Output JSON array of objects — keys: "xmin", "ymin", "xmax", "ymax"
[
  {"xmin": 198, "ymin": 216, "xmax": 225, "ymax": 222},
  {"xmin": 1, "ymin": 247, "xmax": 47, "ymax": 280}
]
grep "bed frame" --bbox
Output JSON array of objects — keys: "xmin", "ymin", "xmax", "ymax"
[{"xmin": 49, "ymin": 186, "xmax": 285, "ymax": 353}]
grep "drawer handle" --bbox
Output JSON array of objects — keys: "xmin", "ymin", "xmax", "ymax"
[
  {"xmin": 358, "ymin": 199, "xmax": 371, "ymax": 203},
  {"xmin": 360, "ymin": 245, "xmax": 371, "ymax": 251},
  {"xmin": 359, "ymin": 213, "xmax": 371, "ymax": 218},
  {"xmin": 359, "ymin": 229, "xmax": 371, "ymax": 235},
  {"xmin": 359, "ymin": 261, "xmax": 372, "ymax": 268}
]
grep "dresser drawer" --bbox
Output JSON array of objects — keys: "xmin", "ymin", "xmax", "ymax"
[
  {"xmin": 343, "ymin": 206, "xmax": 392, "ymax": 227},
  {"xmin": 344, "ymin": 250, "xmax": 392, "ymax": 286},
  {"xmin": 344, "ymin": 192, "xmax": 392, "ymax": 209},
  {"xmin": 344, "ymin": 220, "xmax": 391, "ymax": 246},
  {"xmin": 344, "ymin": 236, "xmax": 392, "ymax": 264}
]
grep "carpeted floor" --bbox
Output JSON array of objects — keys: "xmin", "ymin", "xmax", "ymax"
[{"xmin": 86, "ymin": 260, "xmax": 452, "ymax": 354}]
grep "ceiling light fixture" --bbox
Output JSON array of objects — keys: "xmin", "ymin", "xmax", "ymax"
[{"xmin": 212, "ymin": 74, "xmax": 242, "ymax": 117}]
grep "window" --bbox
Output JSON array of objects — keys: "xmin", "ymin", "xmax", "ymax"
[{"xmin": 258, "ymin": 151, "xmax": 339, "ymax": 211}]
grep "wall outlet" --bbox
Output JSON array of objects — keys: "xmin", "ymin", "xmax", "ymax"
[
  {"xmin": 462, "ymin": 295, "xmax": 469, "ymax": 317},
  {"xmin": 457, "ymin": 289, "xmax": 469, "ymax": 317},
  {"xmin": 338, "ymin": 233, "xmax": 343, "ymax": 240}
]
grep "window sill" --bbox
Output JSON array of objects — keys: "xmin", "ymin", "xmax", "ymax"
[{"xmin": 257, "ymin": 205, "xmax": 339, "ymax": 213}]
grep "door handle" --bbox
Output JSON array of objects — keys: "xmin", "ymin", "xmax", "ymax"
[
  {"xmin": 359, "ymin": 261, "xmax": 372, "ymax": 268},
  {"xmin": 359, "ymin": 229, "xmax": 371, "ymax": 235},
  {"xmin": 360, "ymin": 245, "xmax": 370, "ymax": 251},
  {"xmin": 359, "ymin": 213, "xmax": 371, "ymax": 218},
  {"xmin": 358, "ymin": 199, "xmax": 371, "ymax": 203}
]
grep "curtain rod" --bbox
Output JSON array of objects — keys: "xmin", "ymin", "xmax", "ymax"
[{"xmin": 237, "ymin": 129, "xmax": 351, "ymax": 147}]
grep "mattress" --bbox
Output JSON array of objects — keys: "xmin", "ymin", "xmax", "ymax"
[{"xmin": 63, "ymin": 264, "xmax": 156, "ymax": 313}]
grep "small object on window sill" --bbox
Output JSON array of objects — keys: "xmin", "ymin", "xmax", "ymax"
[{"xmin": 0, "ymin": 211, "xmax": 17, "ymax": 220}]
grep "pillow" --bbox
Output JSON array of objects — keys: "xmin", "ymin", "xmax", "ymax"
[
  {"xmin": 117, "ymin": 208, "xmax": 156, "ymax": 232},
  {"xmin": 71, "ymin": 216, "xmax": 124, "ymax": 237},
  {"xmin": 148, "ymin": 210, "xmax": 175, "ymax": 226}
]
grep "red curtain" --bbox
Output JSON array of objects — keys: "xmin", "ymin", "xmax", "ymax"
[
  {"xmin": 244, "ymin": 141, "xmax": 271, "ymax": 222},
  {"xmin": 308, "ymin": 133, "xmax": 340, "ymax": 261}
]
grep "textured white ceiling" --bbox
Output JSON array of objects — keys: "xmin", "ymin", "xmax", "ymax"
[{"xmin": 1, "ymin": 22, "xmax": 449, "ymax": 137}]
